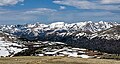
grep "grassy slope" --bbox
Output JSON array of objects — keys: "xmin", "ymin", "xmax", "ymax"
[{"xmin": 0, "ymin": 56, "xmax": 120, "ymax": 64}]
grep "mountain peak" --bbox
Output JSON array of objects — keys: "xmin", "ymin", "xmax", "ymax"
[{"xmin": 0, "ymin": 21, "xmax": 119, "ymax": 40}]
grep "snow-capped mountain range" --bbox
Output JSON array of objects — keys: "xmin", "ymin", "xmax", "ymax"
[
  {"xmin": 0, "ymin": 21, "xmax": 119, "ymax": 40},
  {"xmin": 0, "ymin": 21, "xmax": 117, "ymax": 32},
  {"xmin": 0, "ymin": 21, "xmax": 120, "ymax": 54}
]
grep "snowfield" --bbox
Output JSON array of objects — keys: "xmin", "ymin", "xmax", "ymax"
[{"xmin": 0, "ymin": 41, "xmax": 27, "ymax": 57}]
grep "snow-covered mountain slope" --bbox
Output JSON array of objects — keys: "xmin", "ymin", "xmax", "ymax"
[
  {"xmin": 0, "ymin": 21, "xmax": 119, "ymax": 40},
  {"xmin": 0, "ymin": 21, "xmax": 117, "ymax": 32},
  {"xmin": 0, "ymin": 37, "xmax": 27, "ymax": 57},
  {"xmin": 0, "ymin": 41, "xmax": 27, "ymax": 57},
  {"xmin": 95, "ymin": 25, "xmax": 120, "ymax": 40},
  {"xmin": 0, "ymin": 21, "xmax": 120, "ymax": 54}
]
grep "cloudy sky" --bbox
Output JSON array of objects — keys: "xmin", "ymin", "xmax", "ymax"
[{"xmin": 0, "ymin": 0, "xmax": 120, "ymax": 24}]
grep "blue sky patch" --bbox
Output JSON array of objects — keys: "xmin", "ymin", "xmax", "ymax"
[{"xmin": 0, "ymin": 0, "xmax": 120, "ymax": 24}]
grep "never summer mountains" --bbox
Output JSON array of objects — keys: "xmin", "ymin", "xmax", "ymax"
[{"xmin": 0, "ymin": 21, "xmax": 120, "ymax": 54}]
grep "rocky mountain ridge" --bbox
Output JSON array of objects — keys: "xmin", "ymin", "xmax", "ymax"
[
  {"xmin": 0, "ymin": 21, "xmax": 119, "ymax": 40},
  {"xmin": 0, "ymin": 21, "xmax": 120, "ymax": 54}
]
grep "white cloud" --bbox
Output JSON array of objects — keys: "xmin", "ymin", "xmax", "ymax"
[
  {"xmin": 101, "ymin": 0, "xmax": 120, "ymax": 4},
  {"xmin": 20, "ymin": 3, "xmax": 24, "ymax": 6},
  {"xmin": 0, "ymin": 8, "xmax": 58, "ymax": 24},
  {"xmin": 0, "ymin": 7, "xmax": 119, "ymax": 24},
  {"xmin": 60, "ymin": 6, "xmax": 66, "ymax": 10},
  {"xmin": 48, "ymin": 11, "xmax": 120, "ymax": 23},
  {"xmin": 53, "ymin": 0, "xmax": 120, "ymax": 10},
  {"xmin": 0, "ymin": 0, "xmax": 24, "ymax": 6},
  {"xmin": 24, "ymin": 8, "xmax": 57, "ymax": 14}
]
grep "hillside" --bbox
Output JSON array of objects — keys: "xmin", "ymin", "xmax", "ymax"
[{"xmin": 0, "ymin": 21, "xmax": 120, "ymax": 54}]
